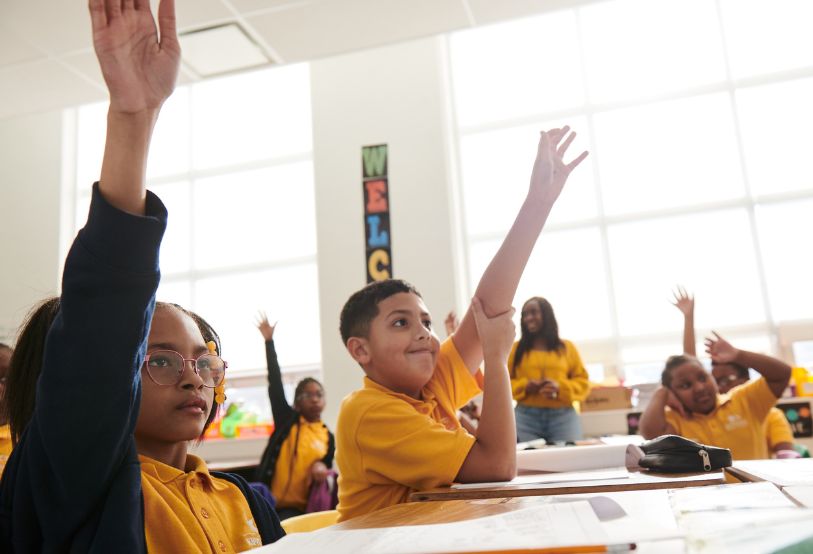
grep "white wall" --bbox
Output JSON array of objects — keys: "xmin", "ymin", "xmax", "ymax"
[
  {"xmin": 311, "ymin": 36, "xmax": 464, "ymax": 428},
  {"xmin": 0, "ymin": 111, "xmax": 63, "ymax": 344}
]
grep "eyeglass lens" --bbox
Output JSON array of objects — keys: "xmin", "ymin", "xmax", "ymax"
[{"xmin": 145, "ymin": 350, "xmax": 225, "ymax": 387}]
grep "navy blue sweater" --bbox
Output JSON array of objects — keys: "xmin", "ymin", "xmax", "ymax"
[{"xmin": 0, "ymin": 185, "xmax": 283, "ymax": 552}]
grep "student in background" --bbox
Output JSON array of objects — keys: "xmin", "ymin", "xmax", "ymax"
[
  {"xmin": 639, "ymin": 331, "xmax": 792, "ymax": 461},
  {"xmin": 0, "ymin": 1, "xmax": 283, "ymax": 550},
  {"xmin": 671, "ymin": 288, "xmax": 795, "ymax": 456},
  {"xmin": 509, "ymin": 297, "xmax": 590, "ymax": 443},
  {"xmin": 0, "ymin": 343, "xmax": 11, "ymax": 476},
  {"xmin": 335, "ymin": 128, "xmax": 588, "ymax": 522},
  {"xmin": 254, "ymin": 313, "xmax": 335, "ymax": 520}
]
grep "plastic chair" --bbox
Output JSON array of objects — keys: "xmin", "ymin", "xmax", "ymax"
[{"xmin": 280, "ymin": 510, "xmax": 339, "ymax": 534}]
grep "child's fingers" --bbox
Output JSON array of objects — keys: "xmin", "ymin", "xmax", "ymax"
[
  {"xmin": 105, "ymin": 0, "xmax": 122, "ymax": 19},
  {"xmin": 566, "ymin": 150, "xmax": 589, "ymax": 172},
  {"xmin": 157, "ymin": 0, "xmax": 178, "ymax": 46},
  {"xmin": 557, "ymin": 130, "xmax": 576, "ymax": 158},
  {"xmin": 89, "ymin": 0, "xmax": 108, "ymax": 28}
]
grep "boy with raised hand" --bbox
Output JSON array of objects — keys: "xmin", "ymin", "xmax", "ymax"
[{"xmin": 335, "ymin": 128, "xmax": 588, "ymax": 521}]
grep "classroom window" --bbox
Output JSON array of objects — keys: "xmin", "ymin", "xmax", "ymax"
[
  {"xmin": 67, "ymin": 63, "xmax": 320, "ymax": 379},
  {"xmin": 449, "ymin": 0, "xmax": 813, "ymax": 383}
]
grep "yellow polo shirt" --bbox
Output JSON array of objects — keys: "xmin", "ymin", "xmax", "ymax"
[
  {"xmin": 0, "ymin": 424, "xmax": 11, "ymax": 477},
  {"xmin": 765, "ymin": 407, "xmax": 794, "ymax": 450},
  {"xmin": 665, "ymin": 377, "xmax": 778, "ymax": 461},
  {"xmin": 508, "ymin": 340, "xmax": 590, "ymax": 407},
  {"xmin": 271, "ymin": 416, "xmax": 329, "ymax": 510},
  {"xmin": 336, "ymin": 338, "xmax": 481, "ymax": 522},
  {"xmin": 140, "ymin": 454, "xmax": 263, "ymax": 553}
]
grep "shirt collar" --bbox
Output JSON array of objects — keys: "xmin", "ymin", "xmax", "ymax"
[
  {"xmin": 363, "ymin": 376, "xmax": 437, "ymax": 412},
  {"xmin": 139, "ymin": 453, "xmax": 221, "ymax": 489}
]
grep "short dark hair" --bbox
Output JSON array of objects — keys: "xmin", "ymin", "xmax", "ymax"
[
  {"xmin": 155, "ymin": 302, "xmax": 222, "ymax": 437},
  {"xmin": 5, "ymin": 297, "xmax": 61, "ymax": 445},
  {"xmin": 339, "ymin": 279, "xmax": 421, "ymax": 344},
  {"xmin": 711, "ymin": 361, "xmax": 750, "ymax": 379},
  {"xmin": 661, "ymin": 354, "xmax": 703, "ymax": 388}
]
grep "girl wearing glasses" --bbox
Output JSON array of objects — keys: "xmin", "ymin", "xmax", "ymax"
[
  {"xmin": 254, "ymin": 314, "xmax": 335, "ymax": 520},
  {"xmin": 0, "ymin": 1, "xmax": 283, "ymax": 551},
  {"xmin": 666, "ymin": 288, "xmax": 795, "ymax": 457}
]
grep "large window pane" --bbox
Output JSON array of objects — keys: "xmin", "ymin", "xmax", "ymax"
[
  {"xmin": 594, "ymin": 93, "xmax": 745, "ymax": 216},
  {"xmin": 736, "ymin": 78, "xmax": 813, "ymax": 197},
  {"xmin": 191, "ymin": 64, "xmax": 312, "ymax": 170},
  {"xmin": 469, "ymin": 228, "xmax": 612, "ymax": 340},
  {"xmin": 608, "ymin": 209, "xmax": 765, "ymax": 336},
  {"xmin": 756, "ymin": 199, "xmax": 813, "ymax": 322},
  {"xmin": 720, "ymin": 0, "xmax": 813, "ymax": 80},
  {"xmin": 192, "ymin": 162, "xmax": 316, "ymax": 270},
  {"xmin": 194, "ymin": 264, "xmax": 321, "ymax": 372},
  {"xmin": 75, "ymin": 101, "xmax": 106, "ymax": 192},
  {"xmin": 460, "ymin": 119, "xmax": 595, "ymax": 237},
  {"xmin": 580, "ymin": 0, "xmax": 726, "ymax": 103},
  {"xmin": 150, "ymin": 181, "xmax": 191, "ymax": 276},
  {"xmin": 146, "ymin": 89, "xmax": 190, "ymax": 180},
  {"xmin": 449, "ymin": 10, "xmax": 584, "ymax": 127}
]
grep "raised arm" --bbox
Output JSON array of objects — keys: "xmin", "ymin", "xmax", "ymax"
[
  {"xmin": 672, "ymin": 286, "xmax": 696, "ymax": 356},
  {"xmin": 92, "ymin": 0, "xmax": 180, "ymax": 214},
  {"xmin": 452, "ymin": 129, "xmax": 588, "ymax": 372},
  {"xmin": 456, "ymin": 298, "xmax": 517, "ymax": 482},
  {"xmin": 256, "ymin": 313, "xmax": 295, "ymax": 424},
  {"xmin": 705, "ymin": 332, "xmax": 791, "ymax": 398},
  {"xmin": 638, "ymin": 387, "xmax": 681, "ymax": 439}
]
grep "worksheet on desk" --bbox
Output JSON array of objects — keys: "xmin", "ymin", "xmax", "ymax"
[
  {"xmin": 254, "ymin": 501, "xmax": 678, "ymax": 554},
  {"xmin": 451, "ymin": 467, "xmax": 629, "ymax": 489}
]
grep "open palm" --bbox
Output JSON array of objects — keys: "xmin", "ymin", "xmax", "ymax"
[
  {"xmin": 529, "ymin": 126, "xmax": 589, "ymax": 204},
  {"xmin": 90, "ymin": 0, "xmax": 180, "ymax": 113}
]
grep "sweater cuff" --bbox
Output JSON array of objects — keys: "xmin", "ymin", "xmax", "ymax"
[{"xmin": 79, "ymin": 182, "xmax": 168, "ymax": 272}]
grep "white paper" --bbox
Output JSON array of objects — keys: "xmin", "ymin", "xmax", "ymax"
[
  {"xmin": 254, "ymin": 502, "xmax": 613, "ymax": 554},
  {"xmin": 731, "ymin": 458, "xmax": 813, "ymax": 487},
  {"xmin": 516, "ymin": 443, "xmax": 643, "ymax": 472},
  {"xmin": 451, "ymin": 467, "xmax": 629, "ymax": 490},
  {"xmin": 783, "ymin": 485, "xmax": 813, "ymax": 507},
  {"xmin": 670, "ymin": 481, "xmax": 795, "ymax": 513}
]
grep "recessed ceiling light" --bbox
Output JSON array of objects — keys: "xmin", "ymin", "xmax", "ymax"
[{"xmin": 179, "ymin": 23, "xmax": 271, "ymax": 77}]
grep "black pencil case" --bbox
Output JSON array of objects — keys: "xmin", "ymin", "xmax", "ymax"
[{"xmin": 638, "ymin": 434, "xmax": 732, "ymax": 473}]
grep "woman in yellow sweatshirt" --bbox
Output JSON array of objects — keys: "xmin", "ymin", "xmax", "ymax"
[{"xmin": 509, "ymin": 297, "xmax": 590, "ymax": 443}]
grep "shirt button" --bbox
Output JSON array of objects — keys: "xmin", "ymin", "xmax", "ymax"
[
  {"xmin": 201, "ymin": 508, "xmax": 210, "ymax": 519},
  {"xmin": 218, "ymin": 540, "xmax": 226, "ymax": 551}
]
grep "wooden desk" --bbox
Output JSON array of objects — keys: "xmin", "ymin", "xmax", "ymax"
[
  {"xmin": 333, "ymin": 497, "xmax": 537, "ymax": 531},
  {"xmin": 409, "ymin": 470, "xmax": 725, "ymax": 502}
]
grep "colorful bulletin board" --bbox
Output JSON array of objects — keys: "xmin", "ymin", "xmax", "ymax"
[
  {"xmin": 362, "ymin": 144, "xmax": 392, "ymax": 283},
  {"xmin": 777, "ymin": 402, "xmax": 813, "ymax": 438}
]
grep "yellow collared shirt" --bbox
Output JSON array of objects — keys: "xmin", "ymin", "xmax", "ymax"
[
  {"xmin": 665, "ymin": 378, "xmax": 778, "ymax": 461},
  {"xmin": 140, "ymin": 454, "xmax": 262, "ymax": 553},
  {"xmin": 336, "ymin": 338, "xmax": 481, "ymax": 522},
  {"xmin": 765, "ymin": 407, "xmax": 794, "ymax": 450},
  {"xmin": 508, "ymin": 340, "xmax": 591, "ymax": 407},
  {"xmin": 0, "ymin": 424, "xmax": 11, "ymax": 477},
  {"xmin": 271, "ymin": 416, "xmax": 329, "ymax": 510}
]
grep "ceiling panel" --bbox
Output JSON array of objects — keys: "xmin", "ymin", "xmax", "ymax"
[
  {"xmin": 4, "ymin": 0, "xmax": 92, "ymax": 56},
  {"xmin": 175, "ymin": 0, "xmax": 236, "ymax": 31},
  {"xmin": 227, "ymin": 0, "xmax": 325, "ymax": 15},
  {"xmin": 0, "ymin": 61, "xmax": 106, "ymax": 120},
  {"xmin": 466, "ymin": 0, "xmax": 605, "ymax": 24},
  {"xmin": 0, "ymin": 23, "xmax": 43, "ymax": 66},
  {"xmin": 246, "ymin": 0, "xmax": 471, "ymax": 63}
]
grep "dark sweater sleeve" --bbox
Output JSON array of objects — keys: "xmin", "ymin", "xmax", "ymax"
[
  {"xmin": 33, "ymin": 183, "xmax": 166, "ymax": 528},
  {"xmin": 266, "ymin": 340, "xmax": 295, "ymax": 425}
]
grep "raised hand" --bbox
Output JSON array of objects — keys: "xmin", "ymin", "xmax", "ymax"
[
  {"xmin": 255, "ymin": 311, "xmax": 277, "ymax": 342},
  {"xmin": 528, "ymin": 126, "xmax": 589, "ymax": 204},
  {"xmin": 671, "ymin": 286, "xmax": 695, "ymax": 316},
  {"xmin": 470, "ymin": 297, "xmax": 516, "ymax": 362},
  {"xmin": 705, "ymin": 331, "xmax": 739, "ymax": 364},
  {"xmin": 89, "ymin": 0, "xmax": 180, "ymax": 113}
]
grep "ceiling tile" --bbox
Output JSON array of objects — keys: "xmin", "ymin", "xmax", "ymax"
[
  {"xmin": 228, "ymin": 0, "xmax": 324, "ymax": 15},
  {"xmin": 0, "ymin": 61, "xmax": 106, "ymax": 120},
  {"xmin": 3, "ymin": 1, "xmax": 92, "ymax": 55},
  {"xmin": 245, "ymin": 0, "xmax": 471, "ymax": 63},
  {"xmin": 179, "ymin": 23, "xmax": 271, "ymax": 76},
  {"xmin": 0, "ymin": 22, "xmax": 43, "ymax": 66},
  {"xmin": 465, "ymin": 0, "xmax": 598, "ymax": 25},
  {"xmin": 175, "ymin": 0, "xmax": 236, "ymax": 31}
]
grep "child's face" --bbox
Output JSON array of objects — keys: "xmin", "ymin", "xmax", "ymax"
[
  {"xmin": 355, "ymin": 292, "xmax": 440, "ymax": 398},
  {"xmin": 521, "ymin": 301, "xmax": 543, "ymax": 334},
  {"xmin": 295, "ymin": 381, "xmax": 326, "ymax": 423},
  {"xmin": 135, "ymin": 306, "xmax": 214, "ymax": 444},
  {"xmin": 669, "ymin": 361, "xmax": 719, "ymax": 415},
  {"xmin": 711, "ymin": 364, "xmax": 747, "ymax": 394}
]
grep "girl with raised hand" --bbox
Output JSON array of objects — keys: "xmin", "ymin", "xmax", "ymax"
[
  {"xmin": 254, "ymin": 313, "xmax": 335, "ymax": 520},
  {"xmin": 0, "ymin": 1, "xmax": 283, "ymax": 550}
]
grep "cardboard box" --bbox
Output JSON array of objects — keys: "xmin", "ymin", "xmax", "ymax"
[{"xmin": 582, "ymin": 386, "xmax": 632, "ymax": 412}]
